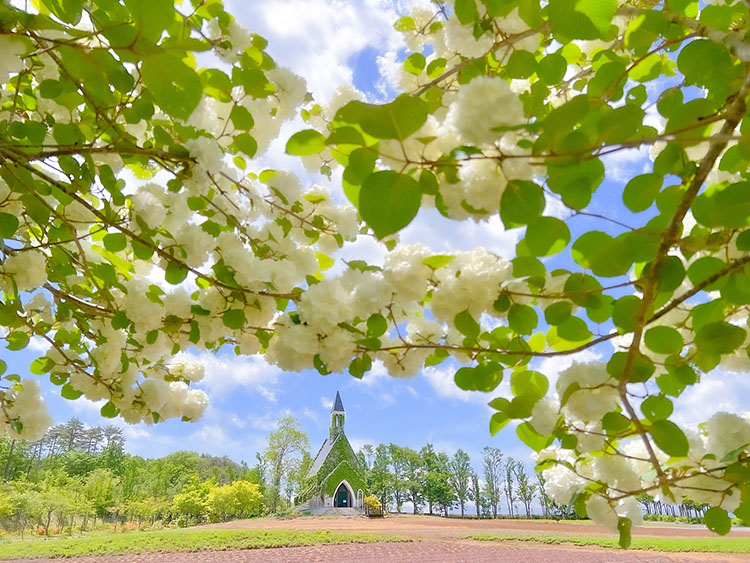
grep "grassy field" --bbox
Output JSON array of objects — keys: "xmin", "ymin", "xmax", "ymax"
[
  {"xmin": 469, "ymin": 533, "xmax": 750, "ymax": 553},
  {"xmin": 0, "ymin": 528, "xmax": 406, "ymax": 559}
]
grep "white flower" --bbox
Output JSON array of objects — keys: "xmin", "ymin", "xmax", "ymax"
[
  {"xmin": 443, "ymin": 16, "xmax": 493, "ymax": 59},
  {"xmin": 585, "ymin": 495, "xmax": 642, "ymax": 533},
  {"xmin": 4, "ymin": 380, "xmax": 53, "ymax": 441},
  {"xmin": 705, "ymin": 412, "xmax": 750, "ymax": 458},
  {"xmin": 169, "ymin": 355, "xmax": 206, "ymax": 382},
  {"xmin": 0, "ymin": 36, "xmax": 26, "ymax": 85},
  {"xmin": 531, "ymin": 397, "xmax": 560, "ymax": 435},
  {"xmin": 446, "ymin": 76, "xmax": 524, "ymax": 146},
  {"xmin": 3, "ymin": 251, "xmax": 47, "ymax": 291},
  {"xmin": 556, "ymin": 362, "xmax": 620, "ymax": 423}
]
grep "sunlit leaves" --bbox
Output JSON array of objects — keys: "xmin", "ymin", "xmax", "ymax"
[
  {"xmin": 524, "ymin": 217, "xmax": 570, "ymax": 256},
  {"xmin": 286, "ymin": 130, "xmax": 327, "ymax": 155},
  {"xmin": 704, "ymin": 507, "xmax": 732, "ymax": 536},
  {"xmin": 141, "ymin": 52, "xmax": 203, "ymax": 121},
  {"xmin": 548, "ymin": 0, "xmax": 617, "ymax": 40},
  {"xmin": 695, "ymin": 322, "xmax": 746, "ymax": 355},
  {"xmin": 650, "ymin": 419, "xmax": 689, "ymax": 457},
  {"xmin": 334, "ymin": 95, "xmax": 428, "ymax": 140},
  {"xmin": 500, "ymin": 180, "xmax": 545, "ymax": 228},
  {"xmin": 359, "ymin": 171, "xmax": 422, "ymax": 238}
]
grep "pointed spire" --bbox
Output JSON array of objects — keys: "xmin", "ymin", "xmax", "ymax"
[{"xmin": 331, "ymin": 391, "xmax": 345, "ymax": 413}]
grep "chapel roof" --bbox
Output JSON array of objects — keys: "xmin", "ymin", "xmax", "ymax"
[{"xmin": 332, "ymin": 390, "xmax": 345, "ymax": 413}]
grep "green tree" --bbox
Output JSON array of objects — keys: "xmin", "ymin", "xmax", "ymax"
[
  {"xmin": 264, "ymin": 416, "xmax": 308, "ymax": 513},
  {"xmin": 515, "ymin": 463, "xmax": 536, "ymax": 518},
  {"xmin": 448, "ymin": 449, "xmax": 472, "ymax": 517},
  {"xmin": 482, "ymin": 447, "xmax": 503, "ymax": 518},
  {"xmin": 369, "ymin": 444, "xmax": 393, "ymax": 511},
  {"xmin": 421, "ymin": 445, "xmax": 455, "ymax": 516}
]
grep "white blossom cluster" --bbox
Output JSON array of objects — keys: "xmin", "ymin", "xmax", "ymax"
[
  {"xmin": 0, "ymin": 380, "xmax": 53, "ymax": 441},
  {"xmin": 534, "ymin": 362, "xmax": 750, "ymax": 530}
]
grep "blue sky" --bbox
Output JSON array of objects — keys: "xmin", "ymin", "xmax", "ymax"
[{"xmin": 6, "ymin": 0, "xmax": 750, "ymax": 505}]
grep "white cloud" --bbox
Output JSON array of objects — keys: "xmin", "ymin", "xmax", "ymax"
[
  {"xmin": 401, "ymin": 210, "xmax": 521, "ymax": 257},
  {"xmin": 27, "ymin": 336, "xmax": 51, "ymax": 352},
  {"xmin": 227, "ymin": 0, "xmax": 405, "ymax": 102},
  {"xmin": 673, "ymin": 371, "xmax": 750, "ymax": 427},
  {"xmin": 321, "ymin": 395, "xmax": 333, "ymax": 409},
  {"xmin": 190, "ymin": 352, "xmax": 284, "ymax": 401}
]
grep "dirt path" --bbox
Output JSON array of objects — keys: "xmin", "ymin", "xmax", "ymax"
[
  {"xmin": 13, "ymin": 540, "xmax": 746, "ymax": 563},
  {"xmin": 11, "ymin": 515, "xmax": 750, "ymax": 562},
  {"xmin": 202, "ymin": 513, "xmax": 750, "ymax": 540}
]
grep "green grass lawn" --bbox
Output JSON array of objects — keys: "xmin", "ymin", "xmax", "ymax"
[
  {"xmin": 0, "ymin": 528, "xmax": 407, "ymax": 559},
  {"xmin": 468, "ymin": 533, "xmax": 750, "ymax": 553}
]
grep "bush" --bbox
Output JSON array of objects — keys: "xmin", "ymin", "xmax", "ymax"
[{"xmin": 363, "ymin": 495, "xmax": 381, "ymax": 511}]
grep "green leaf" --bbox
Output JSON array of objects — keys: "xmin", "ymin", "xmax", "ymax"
[
  {"xmin": 335, "ymin": 95, "xmax": 428, "ymax": 140},
  {"xmin": 6, "ymin": 331, "xmax": 30, "ymax": 351},
  {"xmin": 359, "ymin": 171, "xmax": 422, "ymax": 238},
  {"xmin": 516, "ymin": 422, "xmax": 551, "ymax": 451},
  {"xmin": 500, "ymin": 180, "xmax": 545, "ymax": 228},
  {"xmin": 606, "ymin": 351, "xmax": 655, "ymax": 383},
  {"xmin": 100, "ymin": 401, "xmax": 120, "ymax": 418},
  {"xmin": 505, "ymin": 50, "xmax": 536, "ymax": 79},
  {"xmin": 222, "ymin": 309, "xmax": 246, "ymax": 330},
  {"xmin": 103, "ymin": 233, "xmax": 127, "ymax": 252},
  {"xmin": 571, "ymin": 231, "xmax": 634, "ymax": 277},
  {"xmin": 704, "ymin": 507, "xmax": 732, "ymax": 536},
  {"xmin": 0, "ymin": 213, "xmax": 19, "ymax": 238},
  {"xmin": 403, "ymin": 53, "xmax": 426, "ymax": 75},
  {"xmin": 367, "ymin": 313, "xmax": 388, "ymax": 337},
  {"xmin": 455, "ymin": 364, "xmax": 502, "ymax": 391},
  {"xmin": 349, "ymin": 354, "xmax": 372, "ymax": 379},
  {"xmin": 423, "ymin": 255, "xmax": 455, "ymax": 270},
  {"xmin": 641, "ymin": 395, "xmax": 673, "ymax": 422},
  {"xmin": 233, "ymin": 133, "xmax": 258, "ymax": 158},
  {"xmin": 489, "ymin": 412, "xmax": 510, "ymax": 435},
  {"xmin": 230, "ymin": 105, "xmax": 255, "ymax": 130},
  {"xmin": 165, "ymin": 262, "xmax": 189, "ymax": 285},
  {"xmin": 141, "ymin": 52, "xmax": 203, "ymax": 121},
  {"xmin": 61, "ymin": 383, "xmax": 83, "ymax": 400},
  {"xmin": 0, "ymin": 359, "xmax": 5, "ymax": 375},
  {"xmin": 286, "ymin": 129, "xmax": 327, "ymax": 156},
  {"xmin": 644, "ymin": 326, "xmax": 684, "ymax": 355},
  {"xmin": 524, "ymin": 217, "xmax": 570, "ymax": 256},
  {"xmin": 455, "ymin": 0, "xmax": 479, "ymax": 24},
  {"xmin": 537, "ymin": 53, "xmax": 567, "ymax": 85},
  {"xmin": 30, "ymin": 357, "xmax": 55, "ymax": 375},
  {"xmin": 508, "ymin": 304, "xmax": 538, "ymax": 335},
  {"xmin": 677, "ymin": 39, "xmax": 737, "ymax": 101},
  {"xmin": 650, "ymin": 419, "xmax": 689, "ymax": 457},
  {"xmin": 557, "ymin": 316, "xmax": 591, "ymax": 342},
  {"xmin": 617, "ymin": 517, "xmax": 632, "ymax": 550},
  {"xmin": 510, "ymin": 370, "xmax": 548, "ymax": 400},
  {"xmin": 548, "ymin": 0, "xmax": 617, "ymax": 40},
  {"xmin": 455, "ymin": 310, "xmax": 481, "ymax": 339},
  {"xmin": 544, "ymin": 302, "xmax": 572, "ymax": 325},
  {"xmin": 612, "ymin": 295, "xmax": 640, "ymax": 333},
  {"xmin": 623, "ymin": 174, "xmax": 662, "ymax": 212},
  {"xmin": 695, "ymin": 322, "xmax": 746, "ymax": 355}
]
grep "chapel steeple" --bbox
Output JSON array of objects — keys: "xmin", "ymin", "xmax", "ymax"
[{"xmin": 330, "ymin": 391, "xmax": 345, "ymax": 438}]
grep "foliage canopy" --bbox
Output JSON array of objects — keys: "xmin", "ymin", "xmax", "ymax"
[{"xmin": 2, "ymin": 0, "xmax": 750, "ymax": 543}]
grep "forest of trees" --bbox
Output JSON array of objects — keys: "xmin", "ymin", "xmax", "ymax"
[{"xmin": 1, "ymin": 416, "xmax": 717, "ymax": 538}]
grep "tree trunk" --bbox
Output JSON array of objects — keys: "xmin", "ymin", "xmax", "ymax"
[
  {"xmin": 460, "ymin": 500, "xmax": 465, "ymax": 517},
  {"xmin": 3, "ymin": 439, "xmax": 15, "ymax": 480}
]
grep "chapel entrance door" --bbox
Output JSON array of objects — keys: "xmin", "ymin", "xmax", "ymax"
[{"xmin": 335, "ymin": 483, "xmax": 350, "ymax": 507}]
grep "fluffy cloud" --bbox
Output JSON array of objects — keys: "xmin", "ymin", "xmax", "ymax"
[
  {"xmin": 226, "ymin": 0, "xmax": 405, "ymax": 102},
  {"xmin": 191, "ymin": 351, "xmax": 284, "ymax": 401}
]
